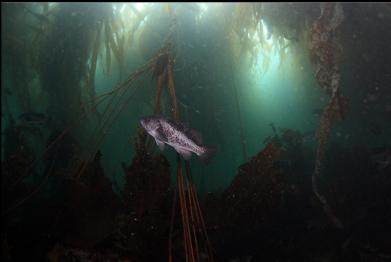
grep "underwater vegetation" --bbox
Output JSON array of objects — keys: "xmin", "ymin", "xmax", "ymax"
[
  {"xmin": 2, "ymin": 2, "xmax": 391, "ymax": 262},
  {"xmin": 308, "ymin": 2, "xmax": 347, "ymax": 229}
]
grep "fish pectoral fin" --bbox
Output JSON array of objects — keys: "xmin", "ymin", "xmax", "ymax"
[
  {"xmin": 175, "ymin": 147, "xmax": 192, "ymax": 160},
  {"xmin": 185, "ymin": 127, "xmax": 203, "ymax": 145},
  {"xmin": 155, "ymin": 139, "xmax": 166, "ymax": 151}
]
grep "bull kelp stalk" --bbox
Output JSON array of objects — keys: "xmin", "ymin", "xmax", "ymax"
[
  {"xmin": 75, "ymin": 59, "xmax": 154, "ymax": 180},
  {"xmin": 231, "ymin": 65, "xmax": 248, "ymax": 162},
  {"xmin": 86, "ymin": 18, "xmax": 102, "ymax": 119},
  {"xmin": 308, "ymin": 3, "xmax": 346, "ymax": 229},
  {"xmin": 39, "ymin": 3, "xmax": 128, "ymax": 130},
  {"xmin": 4, "ymin": 3, "xmax": 103, "ymax": 212},
  {"xmin": 2, "ymin": 4, "xmax": 33, "ymax": 113},
  {"xmin": 39, "ymin": 4, "xmax": 98, "ymax": 129},
  {"xmin": 103, "ymin": 8, "xmax": 126, "ymax": 81},
  {"xmin": 148, "ymin": 16, "xmax": 214, "ymax": 261}
]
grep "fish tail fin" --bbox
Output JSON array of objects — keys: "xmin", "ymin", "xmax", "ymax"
[{"xmin": 200, "ymin": 145, "xmax": 217, "ymax": 164}]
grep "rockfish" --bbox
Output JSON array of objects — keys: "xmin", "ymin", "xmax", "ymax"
[{"xmin": 140, "ymin": 115, "xmax": 216, "ymax": 163}]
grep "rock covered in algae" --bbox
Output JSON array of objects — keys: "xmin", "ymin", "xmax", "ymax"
[
  {"xmin": 58, "ymin": 151, "xmax": 122, "ymax": 249},
  {"xmin": 122, "ymin": 152, "xmax": 171, "ymax": 217},
  {"xmin": 218, "ymin": 142, "xmax": 292, "ymax": 226}
]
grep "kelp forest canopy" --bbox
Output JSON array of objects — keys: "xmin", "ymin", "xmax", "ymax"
[
  {"xmin": 1, "ymin": 2, "xmax": 391, "ymax": 261},
  {"xmin": 3, "ymin": 2, "xmax": 390, "ymax": 187}
]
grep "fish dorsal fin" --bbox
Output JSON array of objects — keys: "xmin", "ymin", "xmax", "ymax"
[
  {"xmin": 185, "ymin": 127, "xmax": 203, "ymax": 145},
  {"xmin": 163, "ymin": 117, "xmax": 202, "ymax": 144},
  {"xmin": 166, "ymin": 119, "xmax": 192, "ymax": 139},
  {"xmin": 170, "ymin": 119, "xmax": 186, "ymax": 130}
]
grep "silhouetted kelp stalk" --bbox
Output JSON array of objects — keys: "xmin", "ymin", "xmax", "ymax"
[
  {"xmin": 74, "ymin": 60, "xmax": 155, "ymax": 180},
  {"xmin": 84, "ymin": 3, "xmax": 136, "ymax": 119},
  {"xmin": 102, "ymin": 7, "xmax": 126, "ymax": 80},
  {"xmin": 308, "ymin": 3, "xmax": 347, "ymax": 229},
  {"xmin": 229, "ymin": 5, "xmax": 252, "ymax": 158},
  {"xmin": 2, "ymin": 4, "xmax": 37, "ymax": 113},
  {"xmin": 144, "ymin": 16, "xmax": 214, "ymax": 261},
  {"xmin": 32, "ymin": 3, "xmax": 132, "ymax": 133},
  {"xmin": 231, "ymin": 64, "xmax": 248, "ymax": 162},
  {"xmin": 86, "ymin": 18, "xmax": 102, "ymax": 119}
]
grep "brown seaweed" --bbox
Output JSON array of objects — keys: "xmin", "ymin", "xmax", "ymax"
[
  {"xmin": 219, "ymin": 142, "xmax": 284, "ymax": 226},
  {"xmin": 122, "ymin": 151, "xmax": 171, "ymax": 218},
  {"xmin": 308, "ymin": 3, "xmax": 346, "ymax": 229}
]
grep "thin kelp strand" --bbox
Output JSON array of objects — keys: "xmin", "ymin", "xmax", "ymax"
[
  {"xmin": 168, "ymin": 187, "xmax": 177, "ymax": 262},
  {"xmin": 88, "ymin": 22, "xmax": 102, "ymax": 108},
  {"xmin": 76, "ymin": 57, "xmax": 155, "ymax": 179},
  {"xmin": 78, "ymin": 58, "xmax": 155, "ymax": 165},
  {"xmin": 4, "ymin": 138, "xmax": 60, "ymax": 216},
  {"xmin": 75, "ymin": 80, "xmax": 136, "ymax": 179},
  {"xmin": 104, "ymin": 19, "xmax": 112, "ymax": 75}
]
